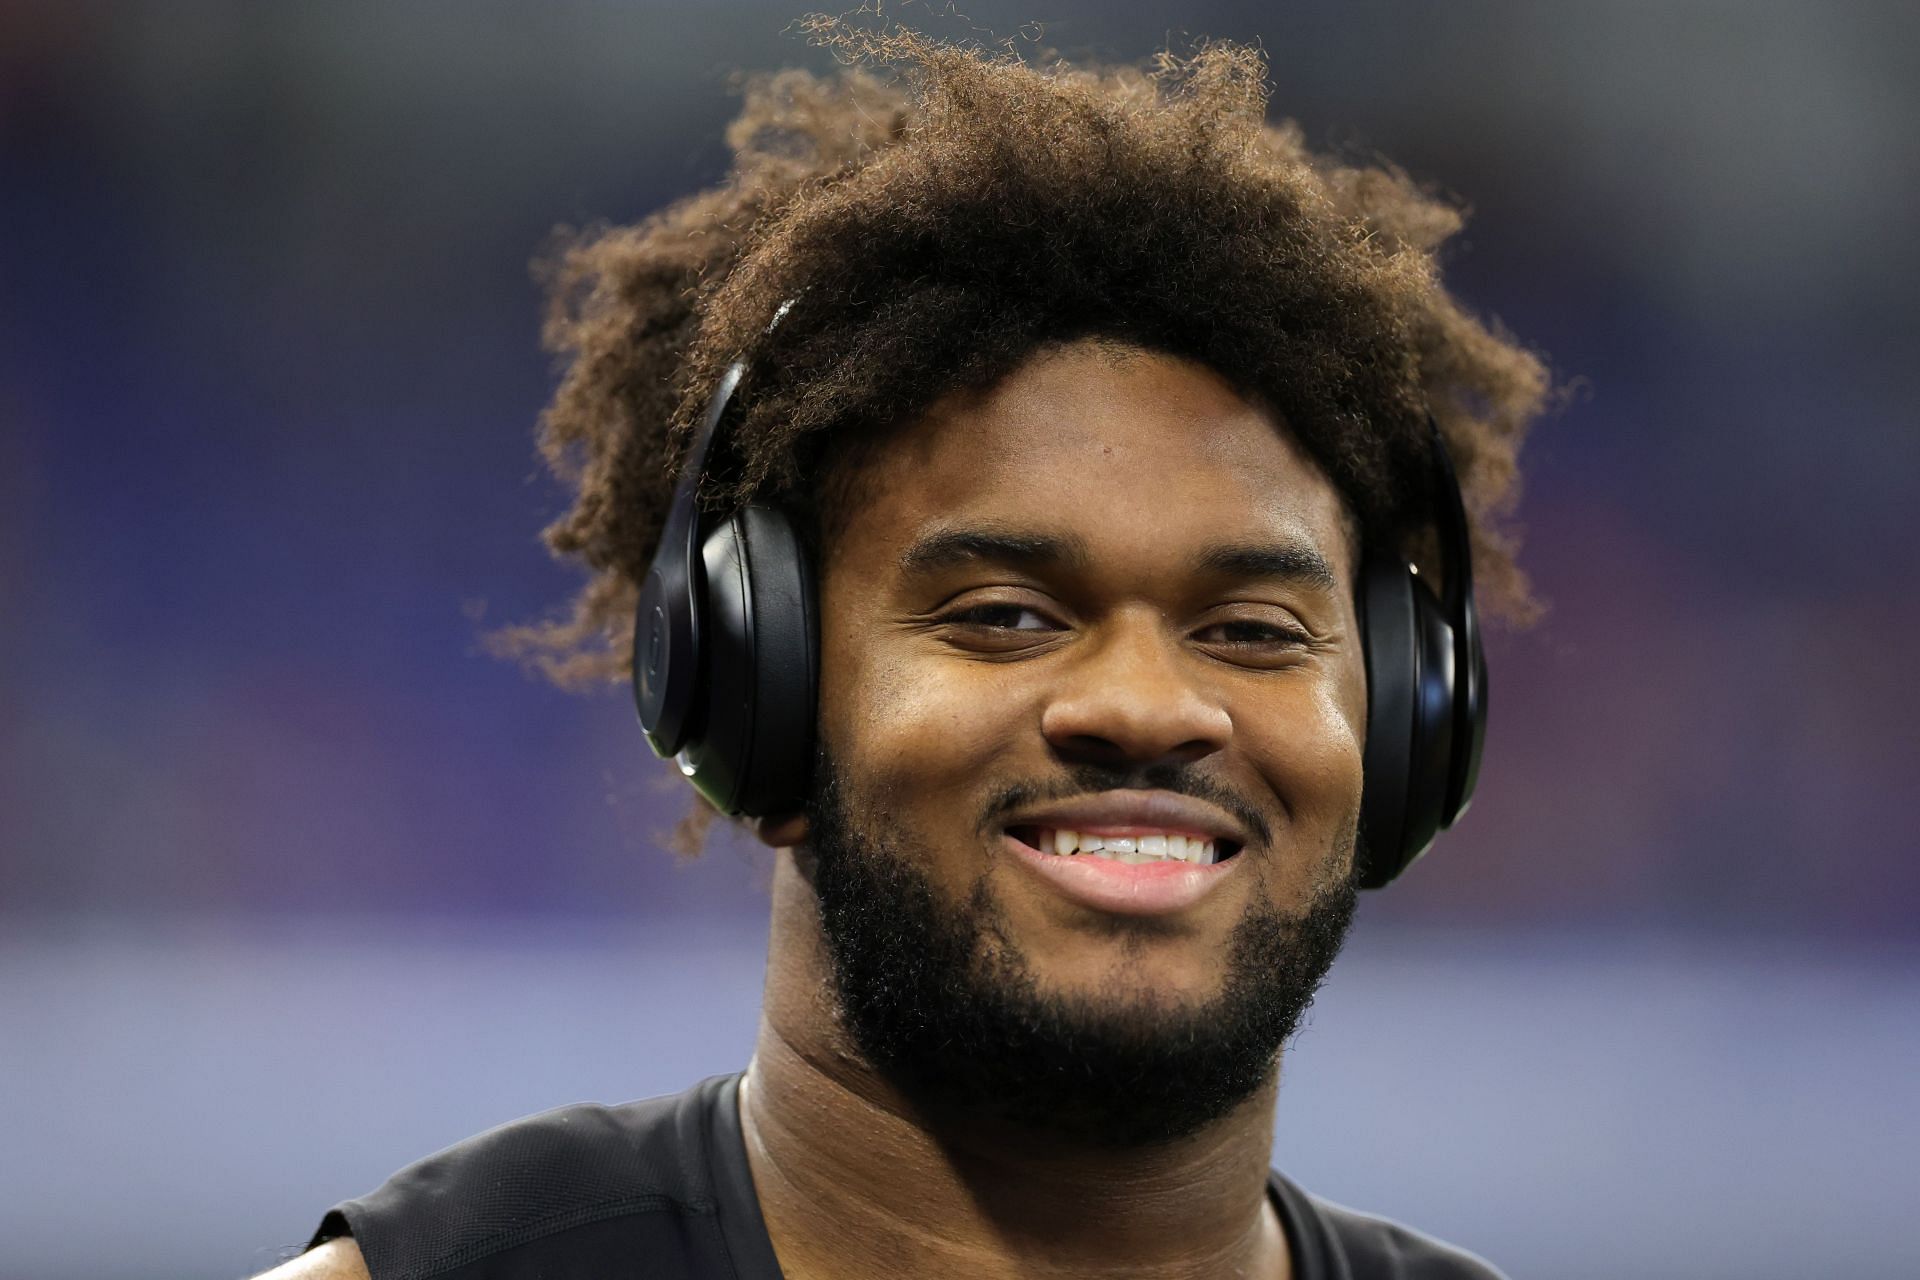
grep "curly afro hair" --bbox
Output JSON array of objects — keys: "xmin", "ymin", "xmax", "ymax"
[{"xmin": 495, "ymin": 23, "xmax": 1550, "ymax": 692}]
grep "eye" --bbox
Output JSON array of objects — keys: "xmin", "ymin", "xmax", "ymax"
[
  {"xmin": 927, "ymin": 597, "xmax": 1070, "ymax": 656},
  {"xmin": 1196, "ymin": 619, "xmax": 1313, "ymax": 646},
  {"xmin": 1191, "ymin": 612, "xmax": 1320, "ymax": 669},
  {"xmin": 941, "ymin": 602, "xmax": 1061, "ymax": 632}
]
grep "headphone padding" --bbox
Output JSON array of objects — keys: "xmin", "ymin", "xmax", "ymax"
[
  {"xmin": 682, "ymin": 514, "xmax": 756, "ymax": 814},
  {"xmin": 1358, "ymin": 556, "xmax": 1415, "ymax": 887},
  {"xmin": 728, "ymin": 504, "xmax": 816, "ymax": 816},
  {"xmin": 1401, "ymin": 577, "xmax": 1457, "ymax": 870},
  {"xmin": 1358, "ymin": 557, "xmax": 1460, "ymax": 888},
  {"xmin": 1445, "ymin": 591, "xmax": 1487, "ymax": 822},
  {"xmin": 680, "ymin": 505, "xmax": 817, "ymax": 816}
]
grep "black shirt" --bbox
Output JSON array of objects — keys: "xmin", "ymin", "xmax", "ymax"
[{"xmin": 310, "ymin": 1074, "xmax": 1505, "ymax": 1279}]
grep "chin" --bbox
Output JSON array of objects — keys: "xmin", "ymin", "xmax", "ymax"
[{"xmin": 1016, "ymin": 939, "xmax": 1231, "ymax": 1010}]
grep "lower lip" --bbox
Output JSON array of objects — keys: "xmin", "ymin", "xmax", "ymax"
[{"xmin": 1001, "ymin": 834, "xmax": 1238, "ymax": 917}]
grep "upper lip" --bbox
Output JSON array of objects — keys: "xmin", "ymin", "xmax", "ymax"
[{"xmin": 1001, "ymin": 790, "xmax": 1254, "ymax": 849}]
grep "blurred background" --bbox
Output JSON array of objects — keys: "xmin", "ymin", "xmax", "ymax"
[{"xmin": 2, "ymin": 2, "xmax": 1916, "ymax": 1277}]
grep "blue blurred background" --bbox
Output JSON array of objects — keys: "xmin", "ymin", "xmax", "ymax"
[{"xmin": 2, "ymin": 3, "xmax": 1916, "ymax": 1277}]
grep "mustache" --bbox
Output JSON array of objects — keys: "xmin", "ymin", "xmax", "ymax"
[{"xmin": 977, "ymin": 762, "xmax": 1276, "ymax": 848}]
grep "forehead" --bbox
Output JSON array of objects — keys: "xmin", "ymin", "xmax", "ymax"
[{"xmin": 832, "ymin": 340, "xmax": 1356, "ymax": 576}]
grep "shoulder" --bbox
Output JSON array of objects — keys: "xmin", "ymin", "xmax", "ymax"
[
  {"xmin": 1309, "ymin": 1197, "xmax": 1507, "ymax": 1279},
  {"xmin": 252, "ymin": 1238, "xmax": 368, "ymax": 1280},
  {"xmin": 338, "ymin": 1093, "xmax": 700, "ymax": 1237},
  {"xmin": 1274, "ymin": 1174, "xmax": 1508, "ymax": 1280},
  {"xmin": 300, "ymin": 1077, "xmax": 737, "ymax": 1280},
  {"xmin": 371, "ymin": 1086, "xmax": 714, "ymax": 1201}
]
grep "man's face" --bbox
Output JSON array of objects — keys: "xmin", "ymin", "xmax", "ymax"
[{"xmin": 803, "ymin": 340, "xmax": 1368, "ymax": 1138}]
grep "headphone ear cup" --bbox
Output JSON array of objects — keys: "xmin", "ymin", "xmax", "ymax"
[
  {"xmin": 1444, "ymin": 587, "xmax": 1487, "ymax": 823},
  {"xmin": 729, "ymin": 503, "xmax": 816, "ymax": 816},
  {"xmin": 1358, "ymin": 558, "xmax": 1457, "ymax": 888},
  {"xmin": 675, "ymin": 504, "xmax": 816, "ymax": 817},
  {"xmin": 1358, "ymin": 556, "xmax": 1415, "ymax": 887},
  {"xmin": 1401, "ymin": 574, "xmax": 1457, "ymax": 865}
]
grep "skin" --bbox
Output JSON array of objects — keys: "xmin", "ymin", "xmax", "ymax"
[
  {"xmin": 745, "ymin": 340, "xmax": 1369, "ymax": 1279},
  {"xmin": 254, "ymin": 340, "xmax": 1367, "ymax": 1280},
  {"xmin": 263, "ymin": 1238, "xmax": 366, "ymax": 1279}
]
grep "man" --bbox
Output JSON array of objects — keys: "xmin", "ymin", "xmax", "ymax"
[{"xmin": 264, "ymin": 26, "xmax": 1547, "ymax": 1280}]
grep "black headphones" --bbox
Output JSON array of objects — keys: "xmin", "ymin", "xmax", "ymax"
[
  {"xmin": 633, "ymin": 321, "xmax": 1486, "ymax": 889},
  {"xmin": 1353, "ymin": 417, "xmax": 1487, "ymax": 887}
]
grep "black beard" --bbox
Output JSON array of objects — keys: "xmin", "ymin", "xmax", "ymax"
[{"xmin": 804, "ymin": 754, "xmax": 1359, "ymax": 1149}]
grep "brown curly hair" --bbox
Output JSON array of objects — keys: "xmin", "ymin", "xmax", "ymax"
[{"xmin": 495, "ymin": 23, "xmax": 1550, "ymax": 694}]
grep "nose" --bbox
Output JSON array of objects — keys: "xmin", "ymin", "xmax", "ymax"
[{"xmin": 1039, "ymin": 610, "xmax": 1232, "ymax": 770}]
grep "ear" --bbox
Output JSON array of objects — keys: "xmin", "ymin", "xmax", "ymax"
[{"xmin": 750, "ymin": 811, "xmax": 811, "ymax": 849}]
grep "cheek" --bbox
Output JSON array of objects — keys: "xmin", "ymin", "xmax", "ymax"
[
  {"xmin": 816, "ymin": 601, "xmax": 1023, "ymax": 830},
  {"xmin": 1297, "ymin": 681, "xmax": 1366, "ymax": 818},
  {"xmin": 1239, "ymin": 672, "xmax": 1367, "ymax": 877}
]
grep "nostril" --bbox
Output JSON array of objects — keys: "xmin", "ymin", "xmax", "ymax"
[
  {"xmin": 1048, "ymin": 732, "xmax": 1224, "ymax": 772},
  {"xmin": 1052, "ymin": 735, "xmax": 1132, "ymax": 767}
]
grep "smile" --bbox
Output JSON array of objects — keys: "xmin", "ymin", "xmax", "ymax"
[
  {"xmin": 995, "ymin": 789, "xmax": 1255, "ymax": 915},
  {"xmin": 1005, "ymin": 825, "xmax": 1238, "ymax": 866}
]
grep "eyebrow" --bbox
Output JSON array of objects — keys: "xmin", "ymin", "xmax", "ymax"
[
  {"xmin": 899, "ymin": 525, "xmax": 1339, "ymax": 592},
  {"xmin": 1195, "ymin": 541, "xmax": 1340, "ymax": 592},
  {"xmin": 899, "ymin": 526, "xmax": 1091, "ymax": 576}
]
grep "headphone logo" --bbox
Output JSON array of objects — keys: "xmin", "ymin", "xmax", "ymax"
[{"xmin": 644, "ymin": 604, "xmax": 667, "ymax": 678}]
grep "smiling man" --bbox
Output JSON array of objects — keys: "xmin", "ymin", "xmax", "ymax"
[{"xmin": 264, "ymin": 26, "xmax": 1547, "ymax": 1280}]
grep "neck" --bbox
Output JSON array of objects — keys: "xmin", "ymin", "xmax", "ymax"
[{"xmin": 739, "ymin": 856, "xmax": 1290, "ymax": 1280}]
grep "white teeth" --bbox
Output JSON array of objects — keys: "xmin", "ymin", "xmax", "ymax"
[{"xmin": 1029, "ymin": 827, "xmax": 1224, "ymax": 865}]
